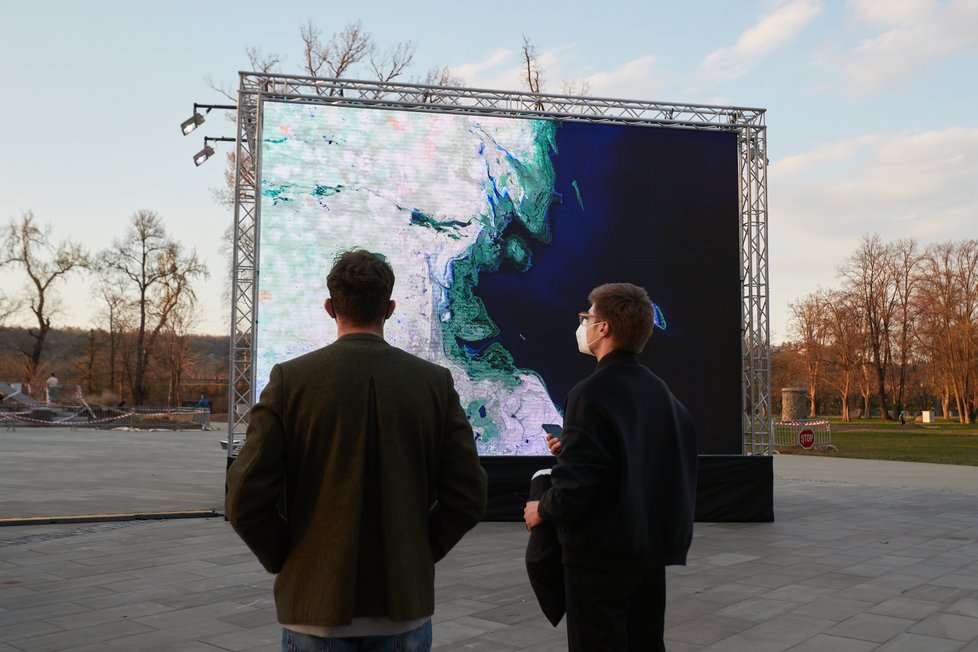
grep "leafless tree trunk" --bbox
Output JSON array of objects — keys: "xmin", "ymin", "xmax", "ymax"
[
  {"xmin": 0, "ymin": 212, "xmax": 89, "ymax": 396},
  {"xmin": 100, "ymin": 211, "xmax": 207, "ymax": 405},
  {"xmin": 823, "ymin": 290, "xmax": 864, "ymax": 421},
  {"xmin": 915, "ymin": 240, "xmax": 978, "ymax": 423},
  {"xmin": 890, "ymin": 238, "xmax": 921, "ymax": 416},
  {"xmin": 840, "ymin": 234, "xmax": 899, "ymax": 419},
  {"xmin": 521, "ymin": 35, "xmax": 545, "ymax": 110},
  {"xmin": 789, "ymin": 290, "xmax": 828, "ymax": 417}
]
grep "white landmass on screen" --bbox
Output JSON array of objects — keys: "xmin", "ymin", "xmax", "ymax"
[{"xmin": 256, "ymin": 102, "xmax": 557, "ymax": 455}]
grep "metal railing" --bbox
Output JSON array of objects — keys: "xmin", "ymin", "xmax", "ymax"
[
  {"xmin": 774, "ymin": 419, "xmax": 834, "ymax": 450},
  {"xmin": 0, "ymin": 404, "xmax": 211, "ymax": 430}
]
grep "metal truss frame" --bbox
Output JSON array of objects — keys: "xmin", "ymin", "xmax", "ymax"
[{"xmin": 227, "ymin": 73, "xmax": 771, "ymax": 457}]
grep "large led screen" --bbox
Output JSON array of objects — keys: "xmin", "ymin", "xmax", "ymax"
[{"xmin": 256, "ymin": 100, "xmax": 742, "ymax": 455}]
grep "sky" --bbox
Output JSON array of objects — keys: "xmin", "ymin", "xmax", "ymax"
[{"xmin": 1, "ymin": 0, "xmax": 976, "ymax": 342}]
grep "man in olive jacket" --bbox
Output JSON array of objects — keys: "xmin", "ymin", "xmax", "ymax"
[{"xmin": 227, "ymin": 250, "xmax": 487, "ymax": 652}]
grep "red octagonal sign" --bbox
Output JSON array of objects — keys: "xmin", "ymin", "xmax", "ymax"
[{"xmin": 798, "ymin": 428, "xmax": 815, "ymax": 449}]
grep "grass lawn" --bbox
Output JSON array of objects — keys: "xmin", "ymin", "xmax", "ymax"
[{"xmin": 778, "ymin": 419, "xmax": 978, "ymax": 466}]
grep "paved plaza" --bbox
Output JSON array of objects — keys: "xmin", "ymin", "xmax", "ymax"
[{"xmin": 1, "ymin": 428, "xmax": 977, "ymax": 650}]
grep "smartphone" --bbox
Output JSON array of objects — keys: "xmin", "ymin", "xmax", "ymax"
[{"xmin": 542, "ymin": 423, "xmax": 563, "ymax": 441}]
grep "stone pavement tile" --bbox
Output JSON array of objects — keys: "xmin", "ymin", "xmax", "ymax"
[
  {"xmin": 701, "ymin": 613, "xmax": 838, "ymax": 652},
  {"xmin": 130, "ymin": 600, "xmax": 255, "ymax": 629},
  {"xmin": 96, "ymin": 570, "xmax": 216, "ymax": 594},
  {"xmin": 665, "ymin": 592, "xmax": 731, "ymax": 625},
  {"xmin": 218, "ymin": 605, "xmax": 279, "ymax": 628},
  {"xmin": 65, "ymin": 584, "xmax": 187, "ymax": 611},
  {"xmin": 961, "ymin": 637, "xmax": 978, "ymax": 652},
  {"xmin": 0, "ymin": 584, "xmax": 115, "ymax": 610},
  {"xmin": 931, "ymin": 572, "xmax": 978, "ymax": 591},
  {"xmin": 8, "ymin": 618, "xmax": 155, "ymax": 652},
  {"xmin": 785, "ymin": 633, "xmax": 879, "ymax": 651},
  {"xmin": 838, "ymin": 580, "xmax": 911, "ymax": 604},
  {"xmin": 910, "ymin": 612, "xmax": 978, "ymax": 642},
  {"xmin": 946, "ymin": 597, "xmax": 978, "ymax": 618},
  {"xmin": 478, "ymin": 621, "xmax": 566, "ymax": 649},
  {"xmin": 434, "ymin": 636, "xmax": 520, "ymax": 651},
  {"xmin": 470, "ymin": 601, "xmax": 544, "ymax": 625},
  {"xmin": 869, "ymin": 597, "xmax": 944, "ymax": 620},
  {"xmin": 0, "ymin": 619, "xmax": 64, "ymax": 646},
  {"xmin": 874, "ymin": 632, "xmax": 966, "ymax": 651},
  {"xmin": 762, "ymin": 582, "xmax": 835, "ymax": 603},
  {"xmin": 716, "ymin": 596, "xmax": 803, "ymax": 622},
  {"xmin": 827, "ymin": 613, "xmax": 916, "ymax": 643},
  {"xmin": 432, "ymin": 619, "xmax": 501, "ymax": 647},
  {"xmin": 199, "ymin": 622, "xmax": 281, "ymax": 651},
  {"xmin": 792, "ymin": 594, "xmax": 875, "ymax": 622},
  {"xmin": 11, "ymin": 571, "xmax": 137, "ymax": 595},
  {"xmin": 44, "ymin": 600, "xmax": 173, "ymax": 630},
  {"xmin": 803, "ymin": 572, "xmax": 871, "ymax": 590},
  {"xmin": 902, "ymin": 584, "xmax": 974, "ymax": 604},
  {"xmin": 507, "ymin": 639, "xmax": 567, "ymax": 652},
  {"xmin": 0, "ymin": 600, "xmax": 89, "ymax": 628},
  {"xmin": 155, "ymin": 582, "xmax": 272, "ymax": 610},
  {"xmin": 432, "ymin": 598, "xmax": 499, "ymax": 623},
  {"xmin": 696, "ymin": 581, "xmax": 769, "ymax": 605},
  {"xmin": 665, "ymin": 615, "xmax": 756, "ymax": 647},
  {"xmin": 100, "ymin": 617, "xmax": 243, "ymax": 650}
]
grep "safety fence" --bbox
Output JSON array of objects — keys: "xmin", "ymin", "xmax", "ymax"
[
  {"xmin": 774, "ymin": 419, "xmax": 834, "ymax": 451},
  {"xmin": 0, "ymin": 404, "xmax": 212, "ymax": 430}
]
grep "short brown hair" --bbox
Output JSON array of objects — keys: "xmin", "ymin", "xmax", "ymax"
[
  {"xmin": 326, "ymin": 249, "xmax": 395, "ymax": 326},
  {"xmin": 588, "ymin": 283, "xmax": 656, "ymax": 353}
]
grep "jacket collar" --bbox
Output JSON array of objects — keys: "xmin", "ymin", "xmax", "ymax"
[
  {"xmin": 336, "ymin": 333, "xmax": 389, "ymax": 345},
  {"xmin": 595, "ymin": 349, "xmax": 640, "ymax": 370}
]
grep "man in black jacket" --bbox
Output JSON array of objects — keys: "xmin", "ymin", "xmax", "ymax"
[{"xmin": 524, "ymin": 282, "xmax": 698, "ymax": 652}]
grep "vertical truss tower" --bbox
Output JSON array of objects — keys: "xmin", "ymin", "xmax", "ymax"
[{"xmin": 227, "ymin": 73, "xmax": 771, "ymax": 458}]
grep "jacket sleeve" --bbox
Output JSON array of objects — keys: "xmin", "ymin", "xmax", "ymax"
[
  {"xmin": 537, "ymin": 394, "xmax": 616, "ymax": 523},
  {"xmin": 429, "ymin": 370, "xmax": 488, "ymax": 562},
  {"xmin": 225, "ymin": 363, "xmax": 290, "ymax": 573}
]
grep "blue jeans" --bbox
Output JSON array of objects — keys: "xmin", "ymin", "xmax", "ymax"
[{"xmin": 282, "ymin": 621, "xmax": 432, "ymax": 652}]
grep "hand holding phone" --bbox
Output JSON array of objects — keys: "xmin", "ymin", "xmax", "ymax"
[{"xmin": 542, "ymin": 424, "xmax": 562, "ymax": 456}]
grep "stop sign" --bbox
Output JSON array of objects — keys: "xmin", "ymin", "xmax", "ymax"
[{"xmin": 799, "ymin": 428, "xmax": 815, "ymax": 449}]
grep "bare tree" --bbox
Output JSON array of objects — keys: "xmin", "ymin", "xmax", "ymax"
[
  {"xmin": 161, "ymin": 298, "xmax": 200, "ymax": 407},
  {"xmin": 301, "ymin": 20, "xmax": 373, "ymax": 95},
  {"xmin": 417, "ymin": 66, "xmax": 466, "ymax": 103},
  {"xmin": 840, "ymin": 234, "xmax": 899, "ymax": 419},
  {"xmin": 560, "ymin": 79, "xmax": 592, "ymax": 97},
  {"xmin": 916, "ymin": 240, "xmax": 978, "ymax": 423},
  {"xmin": 823, "ymin": 290, "xmax": 864, "ymax": 421},
  {"xmin": 0, "ymin": 292, "xmax": 19, "ymax": 326},
  {"xmin": 889, "ymin": 238, "xmax": 922, "ymax": 416},
  {"xmin": 0, "ymin": 212, "xmax": 89, "ymax": 395},
  {"xmin": 369, "ymin": 40, "xmax": 416, "ymax": 83},
  {"xmin": 93, "ymin": 274, "xmax": 132, "ymax": 397},
  {"xmin": 521, "ymin": 35, "xmax": 545, "ymax": 111},
  {"xmin": 789, "ymin": 290, "xmax": 829, "ymax": 417},
  {"xmin": 100, "ymin": 211, "xmax": 208, "ymax": 405}
]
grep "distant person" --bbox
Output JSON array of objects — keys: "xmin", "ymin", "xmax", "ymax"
[
  {"xmin": 45, "ymin": 372, "xmax": 59, "ymax": 404},
  {"xmin": 524, "ymin": 283, "xmax": 698, "ymax": 652},
  {"xmin": 226, "ymin": 249, "xmax": 487, "ymax": 652},
  {"xmin": 195, "ymin": 394, "xmax": 210, "ymax": 410}
]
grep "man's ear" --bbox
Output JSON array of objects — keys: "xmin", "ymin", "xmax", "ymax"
[
  {"xmin": 385, "ymin": 300, "xmax": 396, "ymax": 320},
  {"xmin": 324, "ymin": 298, "xmax": 336, "ymax": 318}
]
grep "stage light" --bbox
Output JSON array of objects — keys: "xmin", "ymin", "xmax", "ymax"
[
  {"xmin": 193, "ymin": 145, "xmax": 215, "ymax": 167},
  {"xmin": 181, "ymin": 112, "xmax": 205, "ymax": 135}
]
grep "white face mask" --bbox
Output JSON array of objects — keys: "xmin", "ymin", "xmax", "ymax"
[{"xmin": 576, "ymin": 321, "xmax": 602, "ymax": 356}]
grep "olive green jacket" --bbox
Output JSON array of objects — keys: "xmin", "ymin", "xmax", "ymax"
[{"xmin": 226, "ymin": 333, "xmax": 487, "ymax": 626}]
